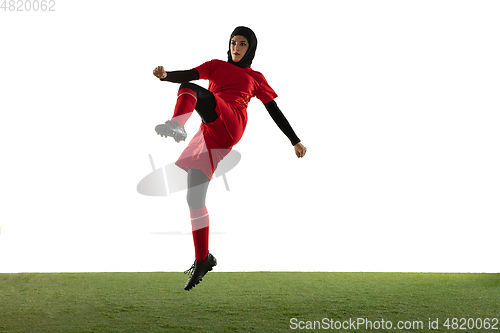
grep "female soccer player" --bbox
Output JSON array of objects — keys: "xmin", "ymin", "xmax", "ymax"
[{"xmin": 153, "ymin": 26, "xmax": 307, "ymax": 290}]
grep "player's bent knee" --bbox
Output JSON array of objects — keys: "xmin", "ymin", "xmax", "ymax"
[{"xmin": 179, "ymin": 82, "xmax": 199, "ymax": 92}]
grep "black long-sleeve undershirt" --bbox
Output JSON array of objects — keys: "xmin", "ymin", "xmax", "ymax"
[
  {"xmin": 160, "ymin": 69, "xmax": 199, "ymax": 83},
  {"xmin": 160, "ymin": 69, "xmax": 300, "ymax": 146},
  {"xmin": 264, "ymin": 100, "xmax": 300, "ymax": 146}
]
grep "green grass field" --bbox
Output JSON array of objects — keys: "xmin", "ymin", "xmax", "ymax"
[{"xmin": 0, "ymin": 272, "xmax": 499, "ymax": 332}]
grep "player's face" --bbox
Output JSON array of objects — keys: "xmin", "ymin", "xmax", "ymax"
[{"xmin": 230, "ymin": 35, "xmax": 249, "ymax": 63}]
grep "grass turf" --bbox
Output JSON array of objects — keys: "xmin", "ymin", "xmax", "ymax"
[{"xmin": 0, "ymin": 272, "xmax": 499, "ymax": 332}]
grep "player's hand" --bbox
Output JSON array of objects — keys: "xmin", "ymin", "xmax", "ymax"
[
  {"xmin": 153, "ymin": 66, "xmax": 167, "ymax": 79},
  {"xmin": 294, "ymin": 142, "xmax": 307, "ymax": 158}
]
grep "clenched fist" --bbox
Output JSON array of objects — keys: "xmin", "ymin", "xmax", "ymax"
[
  {"xmin": 294, "ymin": 142, "xmax": 307, "ymax": 158},
  {"xmin": 153, "ymin": 66, "xmax": 167, "ymax": 79}
]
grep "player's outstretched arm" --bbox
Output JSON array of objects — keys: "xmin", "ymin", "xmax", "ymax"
[
  {"xmin": 153, "ymin": 66, "xmax": 200, "ymax": 83},
  {"xmin": 264, "ymin": 100, "xmax": 306, "ymax": 158}
]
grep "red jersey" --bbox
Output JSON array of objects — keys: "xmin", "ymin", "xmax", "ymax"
[
  {"xmin": 195, "ymin": 59, "xmax": 278, "ymax": 107},
  {"xmin": 176, "ymin": 60, "xmax": 278, "ymax": 179}
]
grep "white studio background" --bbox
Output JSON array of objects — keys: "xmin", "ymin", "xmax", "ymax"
[{"xmin": 0, "ymin": 0, "xmax": 498, "ymax": 273}]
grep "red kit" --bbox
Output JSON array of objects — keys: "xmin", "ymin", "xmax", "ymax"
[{"xmin": 175, "ymin": 60, "xmax": 278, "ymax": 179}]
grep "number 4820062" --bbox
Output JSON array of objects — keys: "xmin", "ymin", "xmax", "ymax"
[{"xmin": 1, "ymin": 0, "xmax": 55, "ymax": 11}]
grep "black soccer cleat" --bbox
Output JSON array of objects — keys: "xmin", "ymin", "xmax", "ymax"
[
  {"xmin": 155, "ymin": 120, "xmax": 187, "ymax": 143},
  {"xmin": 183, "ymin": 253, "xmax": 217, "ymax": 291}
]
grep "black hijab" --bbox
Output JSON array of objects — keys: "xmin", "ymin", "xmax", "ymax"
[{"xmin": 227, "ymin": 26, "xmax": 257, "ymax": 69}]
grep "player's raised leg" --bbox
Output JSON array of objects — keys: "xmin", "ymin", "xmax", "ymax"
[{"xmin": 155, "ymin": 83, "xmax": 218, "ymax": 142}]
